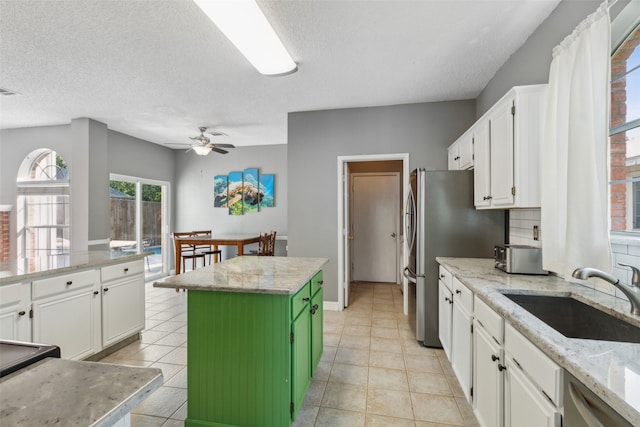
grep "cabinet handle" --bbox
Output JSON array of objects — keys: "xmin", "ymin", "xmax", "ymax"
[
  {"xmin": 66, "ymin": 281, "xmax": 72, "ymax": 285},
  {"xmin": 444, "ymin": 297, "xmax": 450, "ymax": 303},
  {"xmin": 498, "ymin": 364, "xmax": 507, "ymax": 372},
  {"xmin": 302, "ymin": 297, "xmax": 310, "ymax": 302},
  {"xmin": 491, "ymin": 354, "xmax": 499, "ymax": 362},
  {"xmin": 124, "ymin": 268, "xmax": 129, "ymax": 273},
  {"xmin": 310, "ymin": 307, "xmax": 317, "ymax": 315},
  {"xmin": 93, "ymin": 291, "xmax": 99, "ymax": 295},
  {"xmin": 18, "ymin": 311, "xmax": 26, "ymax": 316},
  {"xmin": 313, "ymin": 304, "xmax": 319, "ymax": 310},
  {"xmin": 103, "ymin": 288, "xmax": 109, "ymax": 292},
  {"xmin": 455, "ymin": 289, "xmax": 461, "ymax": 294},
  {"xmin": 440, "ymin": 274, "xmax": 445, "ymax": 278},
  {"xmin": 318, "ymin": 280, "xmax": 323, "ymax": 285}
]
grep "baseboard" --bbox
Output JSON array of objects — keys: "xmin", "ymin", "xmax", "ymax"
[{"xmin": 323, "ymin": 301, "xmax": 341, "ymax": 311}]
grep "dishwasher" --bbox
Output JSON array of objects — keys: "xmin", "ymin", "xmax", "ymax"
[{"xmin": 564, "ymin": 370, "xmax": 633, "ymax": 427}]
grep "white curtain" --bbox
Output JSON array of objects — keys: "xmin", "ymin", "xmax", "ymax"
[{"xmin": 541, "ymin": 2, "xmax": 612, "ymax": 280}]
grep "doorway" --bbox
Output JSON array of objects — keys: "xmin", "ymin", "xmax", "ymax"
[
  {"xmin": 337, "ymin": 153, "xmax": 410, "ymax": 314},
  {"xmin": 109, "ymin": 174, "xmax": 170, "ymax": 280},
  {"xmin": 350, "ymin": 172, "xmax": 400, "ymax": 283}
]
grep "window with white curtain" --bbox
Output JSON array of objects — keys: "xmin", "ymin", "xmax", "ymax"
[
  {"xmin": 16, "ymin": 149, "xmax": 70, "ymax": 258},
  {"xmin": 610, "ymin": 23, "xmax": 640, "ymax": 234}
]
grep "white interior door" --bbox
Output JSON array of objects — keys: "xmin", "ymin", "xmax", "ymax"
[
  {"xmin": 351, "ymin": 173, "xmax": 399, "ymax": 283},
  {"xmin": 343, "ymin": 163, "xmax": 351, "ymax": 307}
]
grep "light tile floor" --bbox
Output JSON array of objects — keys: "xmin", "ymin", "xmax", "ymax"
[{"xmin": 98, "ymin": 281, "xmax": 479, "ymax": 427}]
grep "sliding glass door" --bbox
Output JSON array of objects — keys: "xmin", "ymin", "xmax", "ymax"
[{"xmin": 110, "ymin": 175, "xmax": 169, "ymax": 279}]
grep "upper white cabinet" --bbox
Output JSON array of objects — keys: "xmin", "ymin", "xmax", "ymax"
[
  {"xmin": 448, "ymin": 130, "xmax": 474, "ymax": 170},
  {"xmin": 472, "ymin": 85, "xmax": 547, "ymax": 209}
]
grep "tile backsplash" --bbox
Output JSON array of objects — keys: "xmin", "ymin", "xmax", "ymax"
[{"xmin": 508, "ymin": 208, "xmax": 640, "ymax": 299}]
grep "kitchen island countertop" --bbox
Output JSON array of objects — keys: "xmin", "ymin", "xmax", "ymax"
[
  {"xmin": 437, "ymin": 257, "xmax": 640, "ymax": 426},
  {"xmin": 154, "ymin": 255, "xmax": 328, "ymax": 294},
  {"xmin": 0, "ymin": 357, "xmax": 163, "ymax": 426}
]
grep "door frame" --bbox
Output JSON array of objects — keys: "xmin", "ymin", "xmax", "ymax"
[
  {"xmin": 336, "ymin": 153, "xmax": 410, "ymax": 314},
  {"xmin": 350, "ymin": 172, "xmax": 401, "ymax": 284}
]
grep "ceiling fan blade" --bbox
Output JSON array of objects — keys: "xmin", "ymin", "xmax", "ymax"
[
  {"xmin": 211, "ymin": 147, "xmax": 229, "ymax": 154},
  {"xmin": 212, "ymin": 143, "xmax": 235, "ymax": 148},
  {"xmin": 207, "ymin": 131, "xmax": 228, "ymax": 137}
]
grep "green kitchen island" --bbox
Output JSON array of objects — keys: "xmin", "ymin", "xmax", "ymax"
[{"xmin": 154, "ymin": 256, "xmax": 327, "ymax": 427}]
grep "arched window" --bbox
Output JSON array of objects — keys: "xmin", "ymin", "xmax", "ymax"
[{"xmin": 16, "ymin": 149, "xmax": 70, "ymax": 258}]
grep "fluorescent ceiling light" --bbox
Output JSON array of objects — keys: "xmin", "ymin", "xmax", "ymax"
[
  {"xmin": 192, "ymin": 145, "xmax": 211, "ymax": 156},
  {"xmin": 194, "ymin": 0, "xmax": 297, "ymax": 76}
]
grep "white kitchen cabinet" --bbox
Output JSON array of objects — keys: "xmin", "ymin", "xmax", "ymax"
[
  {"xmin": 438, "ymin": 280, "xmax": 453, "ymax": 358},
  {"xmin": 32, "ymin": 269, "xmax": 101, "ymax": 360},
  {"xmin": 0, "ymin": 281, "xmax": 31, "ymax": 341},
  {"xmin": 472, "ymin": 85, "xmax": 547, "ymax": 209},
  {"xmin": 451, "ymin": 278, "xmax": 473, "ymax": 402},
  {"xmin": 101, "ymin": 260, "xmax": 145, "ymax": 347},
  {"xmin": 448, "ymin": 130, "xmax": 474, "ymax": 170},
  {"xmin": 504, "ymin": 355, "xmax": 561, "ymax": 427}
]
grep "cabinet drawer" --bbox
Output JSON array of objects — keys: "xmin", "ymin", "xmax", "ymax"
[
  {"xmin": 505, "ymin": 322, "xmax": 562, "ymax": 406},
  {"xmin": 452, "ymin": 278, "xmax": 472, "ymax": 313},
  {"xmin": 474, "ymin": 296, "xmax": 503, "ymax": 344},
  {"xmin": 291, "ymin": 282, "xmax": 310, "ymax": 320},
  {"xmin": 438, "ymin": 265, "xmax": 452, "ymax": 291},
  {"xmin": 32, "ymin": 269, "xmax": 97, "ymax": 300},
  {"xmin": 311, "ymin": 271, "xmax": 323, "ymax": 297},
  {"xmin": 0, "ymin": 282, "xmax": 28, "ymax": 307},
  {"xmin": 101, "ymin": 260, "xmax": 144, "ymax": 282}
]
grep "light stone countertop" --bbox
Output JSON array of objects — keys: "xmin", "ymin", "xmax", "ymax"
[
  {"xmin": 436, "ymin": 257, "xmax": 640, "ymax": 425},
  {"xmin": 0, "ymin": 250, "xmax": 148, "ymax": 284},
  {"xmin": 0, "ymin": 357, "xmax": 163, "ymax": 426},
  {"xmin": 154, "ymin": 256, "xmax": 329, "ymax": 295}
]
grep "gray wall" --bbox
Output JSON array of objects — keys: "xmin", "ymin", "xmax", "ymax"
[
  {"xmin": 173, "ymin": 144, "xmax": 287, "ymax": 259},
  {"xmin": 0, "ymin": 121, "xmax": 175, "ymax": 258},
  {"xmin": 476, "ymin": 0, "xmax": 601, "ymax": 117},
  {"xmin": 287, "ymin": 101, "xmax": 476, "ymax": 302}
]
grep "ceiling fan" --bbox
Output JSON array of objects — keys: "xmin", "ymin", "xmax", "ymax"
[{"xmin": 186, "ymin": 127, "xmax": 235, "ymax": 156}]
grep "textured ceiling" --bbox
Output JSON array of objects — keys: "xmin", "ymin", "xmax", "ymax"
[{"xmin": 0, "ymin": 0, "xmax": 561, "ymax": 148}]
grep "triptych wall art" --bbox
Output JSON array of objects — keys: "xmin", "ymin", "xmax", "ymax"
[{"xmin": 214, "ymin": 168, "xmax": 275, "ymax": 215}]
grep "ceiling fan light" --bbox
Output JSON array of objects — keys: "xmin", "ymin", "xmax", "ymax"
[
  {"xmin": 192, "ymin": 145, "xmax": 211, "ymax": 156},
  {"xmin": 194, "ymin": 0, "xmax": 297, "ymax": 76}
]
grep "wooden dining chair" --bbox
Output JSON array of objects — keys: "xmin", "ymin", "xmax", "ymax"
[
  {"xmin": 173, "ymin": 231, "xmax": 206, "ymax": 272},
  {"xmin": 254, "ymin": 231, "xmax": 276, "ymax": 256},
  {"xmin": 192, "ymin": 230, "xmax": 222, "ymax": 264}
]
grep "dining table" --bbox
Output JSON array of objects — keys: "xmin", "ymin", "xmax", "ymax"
[{"xmin": 174, "ymin": 233, "xmax": 262, "ymax": 275}]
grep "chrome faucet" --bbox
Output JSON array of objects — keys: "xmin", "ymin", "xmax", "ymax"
[{"xmin": 572, "ymin": 264, "xmax": 640, "ymax": 315}]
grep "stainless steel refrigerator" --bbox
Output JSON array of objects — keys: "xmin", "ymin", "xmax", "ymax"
[{"xmin": 404, "ymin": 169, "xmax": 505, "ymax": 347}]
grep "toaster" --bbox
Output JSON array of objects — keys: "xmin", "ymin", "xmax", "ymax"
[{"xmin": 494, "ymin": 245, "xmax": 548, "ymax": 275}]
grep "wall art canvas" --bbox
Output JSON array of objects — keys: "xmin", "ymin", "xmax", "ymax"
[
  {"xmin": 227, "ymin": 171, "xmax": 244, "ymax": 215},
  {"xmin": 213, "ymin": 175, "xmax": 228, "ymax": 208},
  {"xmin": 259, "ymin": 174, "xmax": 275, "ymax": 208},
  {"xmin": 242, "ymin": 168, "xmax": 260, "ymax": 213}
]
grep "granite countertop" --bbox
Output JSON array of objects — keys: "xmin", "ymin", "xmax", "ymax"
[
  {"xmin": 0, "ymin": 251, "xmax": 148, "ymax": 284},
  {"xmin": 154, "ymin": 256, "xmax": 329, "ymax": 295},
  {"xmin": 0, "ymin": 357, "xmax": 163, "ymax": 426},
  {"xmin": 436, "ymin": 257, "xmax": 640, "ymax": 425}
]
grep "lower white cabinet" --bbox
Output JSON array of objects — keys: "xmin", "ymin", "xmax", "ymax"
[
  {"xmin": 438, "ymin": 280, "xmax": 453, "ymax": 358},
  {"xmin": 102, "ymin": 275, "xmax": 145, "ymax": 347},
  {"xmin": 32, "ymin": 270, "xmax": 101, "ymax": 360},
  {"xmin": 451, "ymin": 280, "xmax": 473, "ymax": 401},
  {"xmin": 474, "ymin": 319, "xmax": 504, "ymax": 427},
  {"xmin": 0, "ymin": 281, "xmax": 31, "ymax": 342},
  {"xmin": 504, "ymin": 355, "xmax": 561, "ymax": 427}
]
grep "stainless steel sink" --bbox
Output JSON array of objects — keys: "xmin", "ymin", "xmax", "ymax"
[
  {"xmin": 502, "ymin": 294, "xmax": 640, "ymax": 343},
  {"xmin": 0, "ymin": 340, "xmax": 61, "ymax": 377}
]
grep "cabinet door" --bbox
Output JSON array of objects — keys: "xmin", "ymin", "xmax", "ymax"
[
  {"xmin": 448, "ymin": 143, "xmax": 460, "ymax": 170},
  {"xmin": 505, "ymin": 357, "xmax": 561, "ymax": 427},
  {"xmin": 32, "ymin": 288, "xmax": 101, "ymax": 359},
  {"xmin": 102, "ymin": 276, "xmax": 145, "ymax": 347},
  {"xmin": 438, "ymin": 280, "xmax": 452, "ymax": 358},
  {"xmin": 451, "ymin": 301, "xmax": 472, "ymax": 401},
  {"xmin": 459, "ymin": 132, "xmax": 474, "ymax": 170},
  {"xmin": 0, "ymin": 282, "xmax": 31, "ymax": 342},
  {"xmin": 473, "ymin": 121, "xmax": 491, "ymax": 207},
  {"xmin": 311, "ymin": 287, "xmax": 323, "ymax": 376},
  {"xmin": 489, "ymin": 99, "xmax": 515, "ymax": 206},
  {"xmin": 474, "ymin": 322, "xmax": 503, "ymax": 427},
  {"xmin": 291, "ymin": 308, "xmax": 311, "ymax": 420}
]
